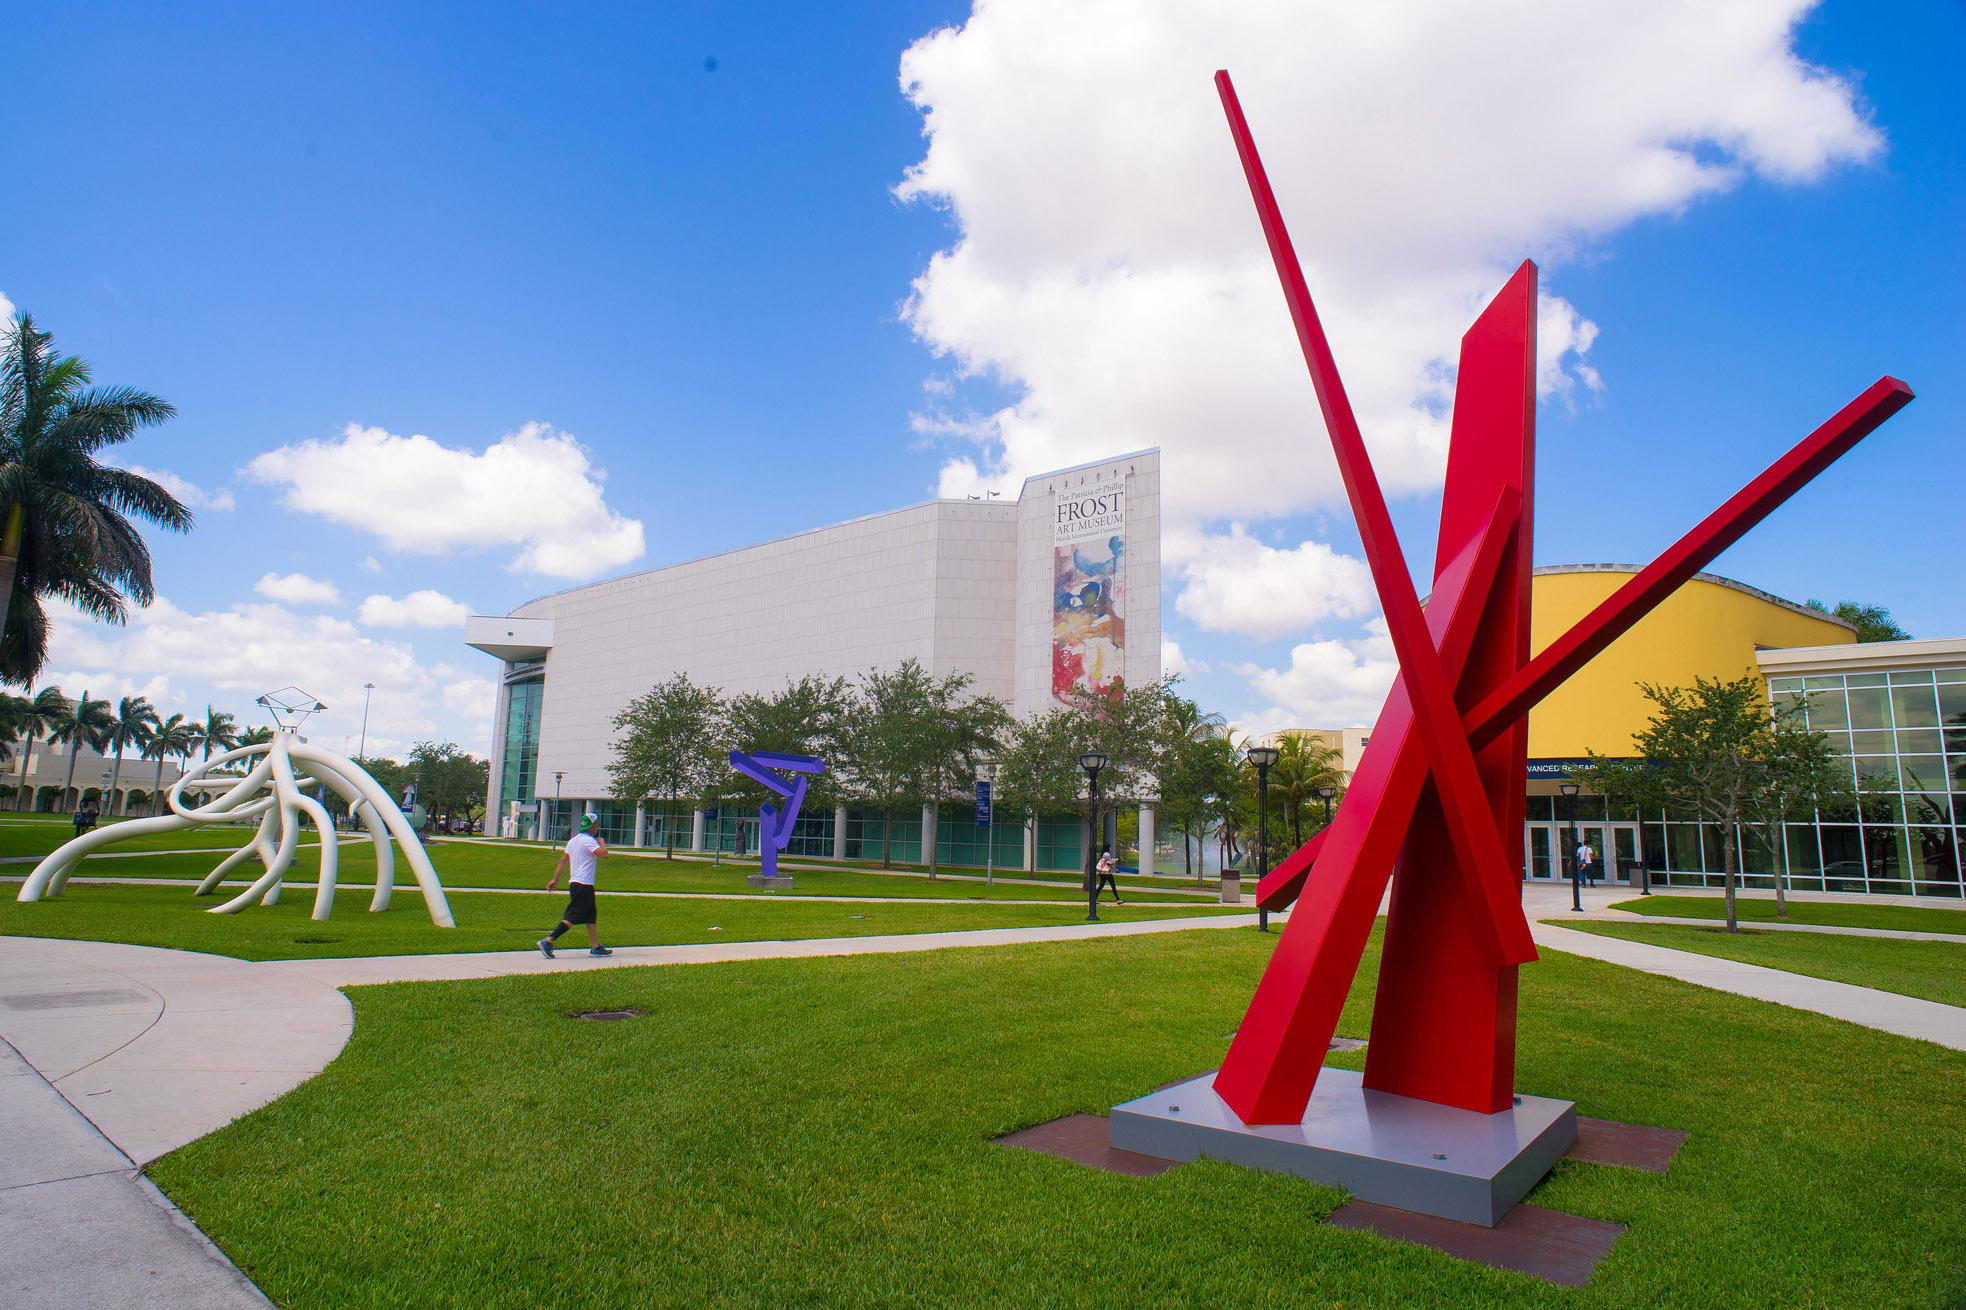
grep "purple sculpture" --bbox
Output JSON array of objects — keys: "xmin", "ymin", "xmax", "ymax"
[{"xmin": 727, "ymin": 751, "xmax": 827, "ymax": 883}]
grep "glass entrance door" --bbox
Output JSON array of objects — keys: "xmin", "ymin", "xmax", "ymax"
[{"xmin": 1526, "ymin": 821, "xmax": 1643, "ymax": 882}]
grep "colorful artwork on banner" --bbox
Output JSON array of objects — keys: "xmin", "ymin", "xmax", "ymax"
[{"xmin": 1052, "ymin": 483, "xmax": 1126, "ymax": 703}]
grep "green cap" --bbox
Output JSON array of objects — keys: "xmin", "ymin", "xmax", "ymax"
[{"xmin": 577, "ymin": 813, "xmax": 596, "ymax": 831}]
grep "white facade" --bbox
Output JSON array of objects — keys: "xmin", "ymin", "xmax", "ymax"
[{"xmin": 469, "ymin": 451, "xmax": 1161, "ymax": 820}]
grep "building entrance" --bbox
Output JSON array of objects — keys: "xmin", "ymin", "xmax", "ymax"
[{"xmin": 1525, "ymin": 823, "xmax": 1641, "ymax": 883}]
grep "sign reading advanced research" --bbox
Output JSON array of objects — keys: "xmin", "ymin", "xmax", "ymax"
[{"xmin": 1052, "ymin": 481, "xmax": 1126, "ymax": 704}]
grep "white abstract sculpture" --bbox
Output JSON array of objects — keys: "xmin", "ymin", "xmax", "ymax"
[{"xmin": 17, "ymin": 688, "xmax": 454, "ymax": 926}]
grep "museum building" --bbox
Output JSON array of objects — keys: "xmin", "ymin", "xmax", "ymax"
[
  {"xmin": 466, "ymin": 451, "xmax": 1161, "ymax": 872},
  {"xmin": 1511, "ymin": 566, "xmax": 1962, "ymax": 899}
]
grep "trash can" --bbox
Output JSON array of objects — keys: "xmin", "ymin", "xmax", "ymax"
[{"xmin": 1620, "ymin": 858, "xmax": 1649, "ymax": 894}]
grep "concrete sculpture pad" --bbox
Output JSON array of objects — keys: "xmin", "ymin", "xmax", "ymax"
[
  {"xmin": 1110, "ymin": 1068, "xmax": 1575, "ymax": 1226},
  {"xmin": 746, "ymin": 874, "xmax": 795, "ymax": 891}
]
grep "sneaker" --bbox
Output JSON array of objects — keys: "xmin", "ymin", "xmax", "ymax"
[
  {"xmin": 538, "ymin": 938, "xmax": 555, "ymax": 958},
  {"xmin": 588, "ymin": 946, "xmax": 613, "ymax": 957}
]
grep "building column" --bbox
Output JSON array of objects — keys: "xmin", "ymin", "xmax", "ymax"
[
  {"xmin": 833, "ymin": 805, "xmax": 848, "ymax": 860},
  {"xmin": 921, "ymin": 803, "xmax": 937, "ymax": 865},
  {"xmin": 1024, "ymin": 818, "xmax": 1036, "ymax": 872},
  {"xmin": 1079, "ymin": 817, "xmax": 1090, "ymax": 875},
  {"xmin": 633, "ymin": 804, "xmax": 646, "ymax": 848},
  {"xmin": 1138, "ymin": 805, "xmax": 1155, "ymax": 877},
  {"xmin": 1104, "ymin": 809, "xmax": 1118, "ymax": 857},
  {"xmin": 691, "ymin": 808, "xmax": 707, "ymax": 853}
]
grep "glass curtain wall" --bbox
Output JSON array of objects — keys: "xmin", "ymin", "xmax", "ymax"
[{"xmin": 495, "ymin": 674, "xmax": 544, "ymax": 826}]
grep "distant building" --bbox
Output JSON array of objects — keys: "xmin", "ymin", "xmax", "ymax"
[
  {"xmin": 468, "ymin": 451, "xmax": 1163, "ymax": 872},
  {"xmin": 5, "ymin": 736, "xmax": 188, "ymax": 816}
]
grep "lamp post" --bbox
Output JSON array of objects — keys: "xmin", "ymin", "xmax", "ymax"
[
  {"xmin": 1559, "ymin": 781, "xmax": 1582, "ymax": 913},
  {"xmin": 1079, "ymin": 751, "xmax": 1107, "ymax": 922},
  {"xmin": 1316, "ymin": 783, "xmax": 1338, "ymax": 827},
  {"xmin": 554, "ymin": 770, "xmax": 564, "ymax": 842},
  {"xmin": 357, "ymin": 682, "xmax": 376, "ymax": 760},
  {"xmin": 1246, "ymin": 744, "xmax": 1280, "ymax": 931}
]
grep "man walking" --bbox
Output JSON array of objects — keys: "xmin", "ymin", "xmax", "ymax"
[{"xmin": 539, "ymin": 813, "xmax": 612, "ymax": 958}]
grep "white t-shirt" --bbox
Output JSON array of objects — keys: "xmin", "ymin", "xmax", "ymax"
[
  {"xmin": 566, "ymin": 832, "xmax": 602, "ymax": 885},
  {"xmin": 1576, "ymin": 844, "xmax": 1594, "ymax": 868}
]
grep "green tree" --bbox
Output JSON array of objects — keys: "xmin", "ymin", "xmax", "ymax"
[
  {"xmin": 51, "ymin": 689, "xmax": 110, "ymax": 812},
  {"xmin": 1571, "ymin": 673, "xmax": 1847, "ymax": 933},
  {"xmin": 837, "ymin": 659, "xmax": 998, "ymax": 871},
  {"xmin": 195, "ymin": 705, "xmax": 239, "ymax": 764},
  {"xmin": 915, "ymin": 674, "xmax": 1009, "ymax": 879},
  {"xmin": 607, "ymin": 673, "xmax": 727, "ymax": 859},
  {"xmin": 723, "ymin": 675, "xmax": 852, "ymax": 814},
  {"xmin": 0, "ymin": 313, "xmax": 191, "ymax": 685},
  {"xmin": 143, "ymin": 712, "xmax": 199, "ymax": 815},
  {"xmin": 1270, "ymin": 733, "xmax": 1347, "ymax": 852},
  {"xmin": 1805, "ymin": 599, "xmax": 1911, "ymax": 643},
  {"xmin": 102, "ymin": 695, "xmax": 159, "ymax": 815},
  {"xmin": 409, "ymin": 740, "xmax": 490, "ymax": 831},
  {"xmin": 1157, "ymin": 692, "xmax": 1229, "ymax": 882},
  {"xmin": 355, "ymin": 756, "xmax": 412, "ymax": 808},
  {"xmin": 5, "ymin": 685, "xmax": 66, "ymax": 810}
]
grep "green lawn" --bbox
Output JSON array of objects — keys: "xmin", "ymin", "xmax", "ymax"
[
  {"xmin": 1610, "ymin": 893, "xmax": 1966, "ymax": 936},
  {"xmin": 144, "ymin": 925, "xmax": 1966, "ymax": 1308},
  {"xmin": 1562, "ymin": 918, "xmax": 1966, "ymax": 1009},
  {"xmin": 4, "ymin": 837, "xmax": 1218, "ymax": 904},
  {"xmin": 0, "ymin": 880, "xmax": 1236, "ymax": 961},
  {"xmin": 0, "ymin": 816, "xmax": 292, "ymax": 856}
]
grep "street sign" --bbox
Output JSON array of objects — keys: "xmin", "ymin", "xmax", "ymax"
[{"xmin": 975, "ymin": 780, "xmax": 992, "ymax": 826}]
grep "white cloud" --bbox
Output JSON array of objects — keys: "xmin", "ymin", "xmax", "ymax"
[
  {"xmin": 359, "ymin": 556, "xmax": 382, "ymax": 574},
  {"xmin": 1237, "ymin": 618, "xmax": 1400, "ymax": 734},
  {"xmin": 246, "ymin": 421, "xmax": 645, "ymax": 579},
  {"xmin": 1160, "ymin": 638, "xmax": 1208, "ymax": 678},
  {"xmin": 441, "ymin": 674, "xmax": 496, "ymax": 722},
  {"xmin": 896, "ymin": 0, "xmax": 1879, "ymax": 528},
  {"xmin": 1172, "ymin": 523, "xmax": 1375, "ymax": 641},
  {"xmin": 359, "ymin": 590, "xmax": 470, "ymax": 629},
  {"xmin": 122, "ymin": 464, "xmax": 236, "ymax": 513},
  {"xmin": 44, "ymin": 596, "xmax": 444, "ymax": 753},
  {"xmin": 254, "ymin": 572, "xmax": 341, "ymax": 605}
]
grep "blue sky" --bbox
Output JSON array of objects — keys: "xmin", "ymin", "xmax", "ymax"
[{"xmin": 2, "ymin": 0, "xmax": 1959, "ymax": 756}]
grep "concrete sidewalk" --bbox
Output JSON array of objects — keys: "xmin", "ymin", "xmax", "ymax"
[{"xmin": 0, "ymin": 1037, "xmax": 270, "ymax": 1308}]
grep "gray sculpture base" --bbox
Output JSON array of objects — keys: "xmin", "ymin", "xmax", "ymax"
[
  {"xmin": 746, "ymin": 874, "xmax": 793, "ymax": 891},
  {"xmin": 1110, "ymin": 1069, "xmax": 1576, "ymax": 1227}
]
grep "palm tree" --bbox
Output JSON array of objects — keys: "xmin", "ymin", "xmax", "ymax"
[
  {"xmin": 199, "ymin": 705, "xmax": 239, "ymax": 764},
  {"xmin": 0, "ymin": 313, "xmax": 192, "ymax": 686},
  {"xmin": 1270, "ymin": 733, "xmax": 1347, "ymax": 850},
  {"xmin": 143, "ymin": 713, "xmax": 199, "ymax": 815},
  {"xmin": 9, "ymin": 685, "xmax": 67, "ymax": 810},
  {"xmin": 101, "ymin": 695, "xmax": 159, "ymax": 818},
  {"xmin": 51, "ymin": 689, "xmax": 111, "ymax": 812}
]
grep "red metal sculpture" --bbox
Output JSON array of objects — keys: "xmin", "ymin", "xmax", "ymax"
[{"xmin": 1209, "ymin": 71, "xmax": 1914, "ymax": 1126}]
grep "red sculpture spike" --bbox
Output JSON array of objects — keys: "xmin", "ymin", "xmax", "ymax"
[{"xmin": 1208, "ymin": 69, "xmax": 1914, "ymax": 1127}]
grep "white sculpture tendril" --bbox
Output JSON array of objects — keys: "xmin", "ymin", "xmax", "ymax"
[{"xmin": 16, "ymin": 703, "xmax": 454, "ymax": 926}]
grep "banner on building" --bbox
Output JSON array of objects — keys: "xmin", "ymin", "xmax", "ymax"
[{"xmin": 1052, "ymin": 481, "xmax": 1126, "ymax": 704}]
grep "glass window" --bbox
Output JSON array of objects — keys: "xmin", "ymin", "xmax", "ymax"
[
  {"xmin": 1819, "ymin": 731, "xmax": 1853, "ymax": 759},
  {"xmin": 1846, "ymin": 687, "xmax": 1891, "ymax": 730},
  {"xmin": 1855, "ymin": 755, "xmax": 1899, "ymax": 785},
  {"xmin": 1863, "ymin": 824, "xmax": 1909, "ymax": 885},
  {"xmin": 1527, "ymin": 826, "xmax": 1551, "ymax": 878},
  {"xmin": 1859, "ymin": 793, "xmax": 1903, "ymax": 823},
  {"xmin": 1850, "ymin": 728, "xmax": 1896, "ymax": 755},
  {"xmin": 1524, "ymin": 795, "xmax": 1553, "ymax": 821},
  {"xmin": 1772, "ymin": 689, "xmax": 1805, "ymax": 721},
  {"xmin": 1819, "ymin": 826, "xmax": 1864, "ymax": 890},
  {"xmin": 1768, "ymin": 677, "xmax": 1802, "ymax": 693},
  {"xmin": 1938, "ymin": 668, "xmax": 1966, "ymax": 683},
  {"xmin": 1805, "ymin": 689, "xmax": 1849, "ymax": 730},
  {"xmin": 1665, "ymin": 823, "xmax": 1705, "ymax": 873},
  {"xmin": 1783, "ymin": 824, "xmax": 1821, "ymax": 876},
  {"xmin": 1891, "ymin": 683, "xmax": 1940, "ymax": 729},
  {"xmin": 1897, "ymin": 728, "xmax": 1943, "ymax": 754},
  {"xmin": 1943, "ymin": 728, "xmax": 1966, "ymax": 754},
  {"xmin": 1803, "ymin": 675, "xmax": 1847, "ymax": 691},
  {"xmin": 1912, "ymin": 827, "xmax": 1959, "ymax": 884},
  {"xmin": 1899, "ymin": 755, "xmax": 1948, "ymax": 792},
  {"xmin": 1570, "ymin": 795, "xmax": 1607, "ymax": 821},
  {"xmin": 1845, "ymin": 672, "xmax": 1888, "ymax": 688},
  {"xmin": 1940, "ymin": 682, "xmax": 1966, "ymax": 726},
  {"xmin": 1641, "ymin": 822, "xmax": 1667, "ymax": 870},
  {"xmin": 1907, "ymin": 793, "xmax": 1953, "ymax": 824}
]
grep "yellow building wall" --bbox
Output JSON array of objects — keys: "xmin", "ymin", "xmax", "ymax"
[{"xmin": 1525, "ymin": 571, "xmax": 1854, "ymax": 759}]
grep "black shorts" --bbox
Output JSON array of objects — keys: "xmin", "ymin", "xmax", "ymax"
[{"xmin": 562, "ymin": 883, "xmax": 597, "ymax": 925}]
